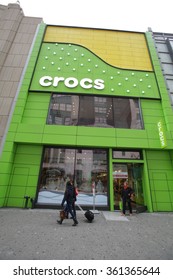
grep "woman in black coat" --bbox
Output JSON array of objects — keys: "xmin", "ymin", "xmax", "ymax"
[{"xmin": 58, "ymin": 179, "xmax": 78, "ymax": 226}]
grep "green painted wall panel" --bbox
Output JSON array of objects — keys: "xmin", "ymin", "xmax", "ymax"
[
  {"xmin": 44, "ymin": 125, "xmax": 77, "ymax": 135},
  {"xmin": 116, "ymin": 137, "xmax": 148, "ymax": 148},
  {"xmin": 151, "ymin": 191, "xmax": 156, "ymax": 202},
  {"xmin": 21, "ymin": 93, "xmax": 50, "ymax": 125},
  {"xmin": 29, "ymin": 166, "xmax": 41, "ymax": 176},
  {"xmin": 146, "ymin": 150, "xmax": 173, "ymax": 210},
  {"xmin": 16, "ymin": 145, "xmax": 42, "ymax": 155},
  {"xmin": 13, "ymin": 107, "xmax": 25, "ymax": 115},
  {"xmin": 0, "ymin": 163, "xmax": 12, "ymax": 175},
  {"xmin": 141, "ymin": 100, "xmax": 161, "ymax": 109},
  {"xmin": 76, "ymin": 135, "xmax": 116, "ymax": 147},
  {"xmin": 168, "ymin": 181, "xmax": 173, "ymax": 191},
  {"xmin": 170, "ymin": 192, "xmax": 173, "ymax": 200},
  {"xmin": 22, "ymin": 117, "xmax": 46, "ymax": 125},
  {"xmin": 6, "ymin": 144, "xmax": 42, "ymax": 207},
  {"xmin": 3, "ymin": 141, "xmax": 15, "ymax": 152},
  {"xmin": 144, "ymin": 116, "xmax": 165, "ymax": 124},
  {"xmin": 148, "ymin": 161, "xmax": 173, "ymax": 170},
  {"xmin": 152, "ymin": 203, "xmax": 157, "ymax": 211},
  {"xmin": 11, "ymin": 115, "xmax": 23, "ymax": 124},
  {"xmin": 77, "ymin": 126, "xmax": 115, "ymax": 137},
  {"xmin": 155, "ymin": 191, "xmax": 171, "ymax": 202},
  {"xmin": 12, "ymin": 167, "xmax": 29, "ymax": 176},
  {"xmin": 22, "ymin": 109, "xmax": 48, "ymax": 118},
  {"xmin": 0, "ymin": 187, "xmax": 6, "ymax": 197},
  {"xmin": 151, "ymin": 180, "xmax": 168, "ymax": 191},
  {"xmin": 116, "ymin": 129, "xmax": 149, "ymax": 149},
  {"xmin": 8, "ymin": 124, "xmax": 18, "ymax": 132},
  {"xmin": 26, "ymin": 101, "xmax": 49, "ymax": 110},
  {"xmin": 0, "ymin": 151, "xmax": 15, "ymax": 163},
  {"xmin": 5, "ymin": 132, "xmax": 16, "ymax": 142},
  {"xmin": 11, "ymin": 175, "xmax": 29, "ymax": 187},
  {"xmin": 27, "ymin": 175, "xmax": 39, "ymax": 186},
  {"xmin": 162, "ymin": 169, "xmax": 173, "ymax": 176},
  {"xmin": 141, "ymin": 100, "xmax": 166, "ymax": 145},
  {"xmin": 0, "ymin": 188, "xmax": 5, "ymax": 201},
  {"xmin": 8, "ymin": 186, "xmax": 26, "ymax": 197},
  {"xmin": 6, "ymin": 198, "xmax": 25, "ymax": 208},
  {"xmin": 0, "ymin": 199, "xmax": 5, "ymax": 207},
  {"xmin": 25, "ymin": 187, "xmax": 38, "ymax": 199},
  {"xmin": 116, "ymin": 129, "xmax": 147, "ymax": 138},
  {"xmin": 14, "ymin": 154, "xmax": 41, "ymax": 165},
  {"xmin": 155, "ymin": 203, "xmax": 172, "ymax": 211},
  {"xmin": 16, "ymin": 124, "xmax": 44, "ymax": 135},
  {"xmin": 146, "ymin": 151, "xmax": 170, "ymax": 160},
  {"xmin": 147, "ymin": 139, "xmax": 160, "ymax": 149},
  {"xmin": 42, "ymin": 134, "xmax": 77, "ymax": 145},
  {"xmin": 15, "ymin": 133, "xmax": 43, "ymax": 144}
]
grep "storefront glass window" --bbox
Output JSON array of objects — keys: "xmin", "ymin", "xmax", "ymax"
[
  {"xmin": 47, "ymin": 94, "xmax": 143, "ymax": 129},
  {"xmin": 112, "ymin": 150, "xmax": 142, "ymax": 159},
  {"xmin": 37, "ymin": 147, "xmax": 108, "ymax": 206}
]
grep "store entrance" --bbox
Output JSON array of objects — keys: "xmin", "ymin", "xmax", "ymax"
[{"xmin": 113, "ymin": 163, "xmax": 144, "ymax": 211}]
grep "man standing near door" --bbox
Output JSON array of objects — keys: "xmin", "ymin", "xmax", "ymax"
[{"xmin": 121, "ymin": 181, "xmax": 133, "ymax": 216}]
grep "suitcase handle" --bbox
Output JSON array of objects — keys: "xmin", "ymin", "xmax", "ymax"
[{"xmin": 76, "ymin": 203, "xmax": 85, "ymax": 213}]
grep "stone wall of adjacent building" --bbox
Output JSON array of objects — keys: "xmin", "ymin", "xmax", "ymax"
[{"xmin": 0, "ymin": 3, "xmax": 42, "ymax": 153}]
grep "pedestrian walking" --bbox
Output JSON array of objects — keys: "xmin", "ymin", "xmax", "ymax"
[{"xmin": 57, "ymin": 178, "xmax": 78, "ymax": 226}]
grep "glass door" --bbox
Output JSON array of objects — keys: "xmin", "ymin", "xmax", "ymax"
[
  {"xmin": 113, "ymin": 163, "xmax": 128, "ymax": 210},
  {"xmin": 113, "ymin": 163, "xmax": 144, "ymax": 210}
]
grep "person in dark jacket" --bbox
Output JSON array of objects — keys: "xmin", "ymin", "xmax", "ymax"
[
  {"xmin": 62, "ymin": 182, "xmax": 78, "ymax": 219},
  {"xmin": 57, "ymin": 179, "xmax": 78, "ymax": 226},
  {"xmin": 121, "ymin": 181, "xmax": 133, "ymax": 216}
]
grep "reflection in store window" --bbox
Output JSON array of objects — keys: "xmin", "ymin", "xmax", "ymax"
[
  {"xmin": 47, "ymin": 94, "xmax": 143, "ymax": 129},
  {"xmin": 37, "ymin": 148, "xmax": 108, "ymax": 206},
  {"xmin": 113, "ymin": 150, "xmax": 142, "ymax": 159}
]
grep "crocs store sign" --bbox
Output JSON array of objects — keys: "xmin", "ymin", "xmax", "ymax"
[{"xmin": 39, "ymin": 76, "xmax": 105, "ymax": 90}]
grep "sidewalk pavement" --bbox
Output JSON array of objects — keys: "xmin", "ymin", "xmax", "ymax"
[{"xmin": 0, "ymin": 208, "xmax": 173, "ymax": 260}]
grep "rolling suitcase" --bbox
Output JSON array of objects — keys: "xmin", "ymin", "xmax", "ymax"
[
  {"xmin": 84, "ymin": 209, "xmax": 94, "ymax": 223},
  {"xmin": 76, "ymin": 203, "xmax": 94, "ymax": 223}
]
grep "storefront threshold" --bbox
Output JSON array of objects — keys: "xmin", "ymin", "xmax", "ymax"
[
  {"xmin": 103, "ymin": 211, "xmax": 129, "ymax": 221},
  {"xmin": 136, "ymin": 205, "xmax": 147, "ymax": 213},
  {"xmin": 114, "ymin": 205, "xmax": 147, "ymax": 213},
  {"xmin": 33, "ymin": 203, "xmax": 109, "ymax": 211}
]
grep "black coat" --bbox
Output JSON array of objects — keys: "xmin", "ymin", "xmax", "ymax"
[
  {"xmin": 121, "ymin": 187, "xmax": 133, "ymax": 201},
  {"xmin": 61, "ymin": 182, "xmax": 76, "ymax": 205}
]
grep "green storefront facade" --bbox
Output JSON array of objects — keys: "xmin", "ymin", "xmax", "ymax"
[{"xmin": 0, "ymin": 23, "xmax": 173, "ymax": 212}]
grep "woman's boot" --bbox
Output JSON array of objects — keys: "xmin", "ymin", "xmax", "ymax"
[
  {"xmin": 57, "ymin": 218, "xmax": 63, "ymax": 224},
  {"xmin": 72, "ymin": 218, "xmax": 78, "ymax": 226}
]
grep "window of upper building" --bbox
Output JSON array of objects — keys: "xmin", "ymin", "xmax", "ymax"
[{"xmin": 47, "ymin": 94, "xmax": 143, "ymax": 129}]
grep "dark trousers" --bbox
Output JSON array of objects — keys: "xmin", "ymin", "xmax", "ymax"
[
  {"xmin": 66, "ymin": 202, "xmax": 76, "ymax": 221},
  {"xmin": 72, "ymin": 202, "xmax": 76, "ymax": 218},
  {"xmin": 122, "ymin": 198, "xmax": 132, "ymax": 214},
  {"xmin": 64, "ymin": 202, "xmax": 76, "ymax": 219}
]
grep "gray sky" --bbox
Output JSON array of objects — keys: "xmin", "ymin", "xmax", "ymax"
[{"xmin": 0, "ymin": 0, "xmax": 173, "ymax": 33}]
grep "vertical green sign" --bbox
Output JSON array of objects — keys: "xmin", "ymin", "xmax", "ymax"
[{"xmin": 157, "ymin": 120, "xmax": 167, "ymax": 148}]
